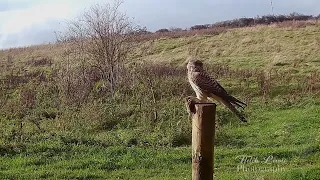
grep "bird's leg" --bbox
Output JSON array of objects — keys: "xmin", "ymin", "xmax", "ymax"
[
  {"xmin": 185, "ymin": 96, "xmax": 199, "ymax": 116},
  {"xmin": 201, "ymin": 98, "xmax": 211, "ymax": 103},
  {"xmin": 185, "ymin": 96, "xmax": 215, "ymax": 119},
  {"xmin": 197, "ymin": 96, "xmax": 214, "ymax": 104}
]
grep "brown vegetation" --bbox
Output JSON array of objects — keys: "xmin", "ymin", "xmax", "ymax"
[{"xmin": 0, "ymin": 10, "xmax": 320, "ymax": 147}]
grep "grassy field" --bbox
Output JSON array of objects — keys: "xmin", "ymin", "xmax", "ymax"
[
  {"xmin": 0, "ymin": 23, "xmax": 320, "ymax": 179},
  {"xmin": 1, "ymin": 104, "xmax": 320, "ymax": 179}
]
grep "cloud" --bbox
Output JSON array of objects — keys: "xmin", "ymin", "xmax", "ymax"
[
  {"xmin": 0, "ymin": 0, "xmax": 319, "ymax": 49},
  {"xmin": 0, "ymin": 0, "xmax": 94, "ymax": 49},
  {"xmin": 0, "ymin": 20, "xmax": 61, "ymax": 48}
]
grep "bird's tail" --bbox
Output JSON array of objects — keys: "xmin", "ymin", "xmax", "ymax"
[
  {"xmin": 221, "ymin": 99, "xmax": 247, "ymax": 122},
  {"xmin": 228, "ymin": 95, "xmax": 247, "ymax": 109},
  {"xmin": 208, "ymin": 94, "xmax": 247, "ymax": 122}
]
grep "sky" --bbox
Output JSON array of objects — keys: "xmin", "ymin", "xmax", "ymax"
[{"xmin": 0, "ymin": 0, "xmax": 319, "ymax": 49}]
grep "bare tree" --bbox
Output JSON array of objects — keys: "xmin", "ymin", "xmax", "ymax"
[{"xmin": 57, "ymin": 0, "xmax": 137, "ymax": 98}]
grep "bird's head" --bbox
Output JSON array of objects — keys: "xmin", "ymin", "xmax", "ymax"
[{"xmin": 186, "ymin": 57, "xmax": 203, "ymax": 72}]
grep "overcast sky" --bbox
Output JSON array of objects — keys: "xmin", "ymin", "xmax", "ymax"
[{"xmin": 0, "ymin": 0, "xmax": 319, "ymax": 49}]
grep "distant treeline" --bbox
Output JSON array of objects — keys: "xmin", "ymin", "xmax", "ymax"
[
  {"xmin": 189, "ymin": 13, "xmax": 319, "ymax": 30},
  {"xmin": 134, "ymin": 13, "xmax": 320, "ymax": 35}
]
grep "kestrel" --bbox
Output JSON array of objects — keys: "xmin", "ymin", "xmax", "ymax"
[{"xmin": 187, "ymin": 58, "xmax": 247, "ymax": 122}]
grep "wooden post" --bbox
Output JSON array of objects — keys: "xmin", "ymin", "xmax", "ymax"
[{"xmin": 186, "ymin": 97, "xmax": 216, "ymax": 180}]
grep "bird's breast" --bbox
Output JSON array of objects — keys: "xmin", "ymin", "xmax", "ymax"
[{"xmin": 188, "ymin": 76, "xmax": 207, "ymax": 100}]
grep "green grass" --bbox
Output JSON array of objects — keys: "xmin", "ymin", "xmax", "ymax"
[
  {"xmin": 0, "ymin": 143, "xmax": 319, "ymax": 179},
  {"xmin": 0, "ymin": 103, "xmax": 319, "ymax": 179}
]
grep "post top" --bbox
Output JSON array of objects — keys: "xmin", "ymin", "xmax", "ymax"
[{"xmin": 186, "ymin": 96, "xmax": 216, "ymax": 115}]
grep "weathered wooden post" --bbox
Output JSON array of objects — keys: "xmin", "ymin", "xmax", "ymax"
[{"xmin": 186, "ymin": 97, "xmax": 216, "ymax": 180}]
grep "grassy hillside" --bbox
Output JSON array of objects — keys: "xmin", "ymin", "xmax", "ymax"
[
  {"xmin": 0, "ymin": 23, "xmax": 320, "ymax": 179},
  {"xmin": 134, "ymin": 24, "xmax": 320, "ymax": 73}
]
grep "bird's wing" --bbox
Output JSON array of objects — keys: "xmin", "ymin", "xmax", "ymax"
[
  {"xmin": 193, "ymin": 71, "xmax": 229, "ymax": 97},
  {"xmin": 192, "ymin": 71, "xmax": 247, "ymax": 122}
]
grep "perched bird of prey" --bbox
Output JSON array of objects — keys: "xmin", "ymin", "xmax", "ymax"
[{"xmin": 187, "ymin": 58, "xmax": 247, "ymax": 122}]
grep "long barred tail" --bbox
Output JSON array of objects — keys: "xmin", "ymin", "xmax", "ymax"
[
  {"xmin": 208, "ymin": 94, "xmax": 247, "ymax": 122},
  {"xmin": 221, "ymin": 99, "xmax": 247, "ymax": 122},
  {"xmin": 228, "ymin": 95, "xmax": 247, "ymax": 109}
]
